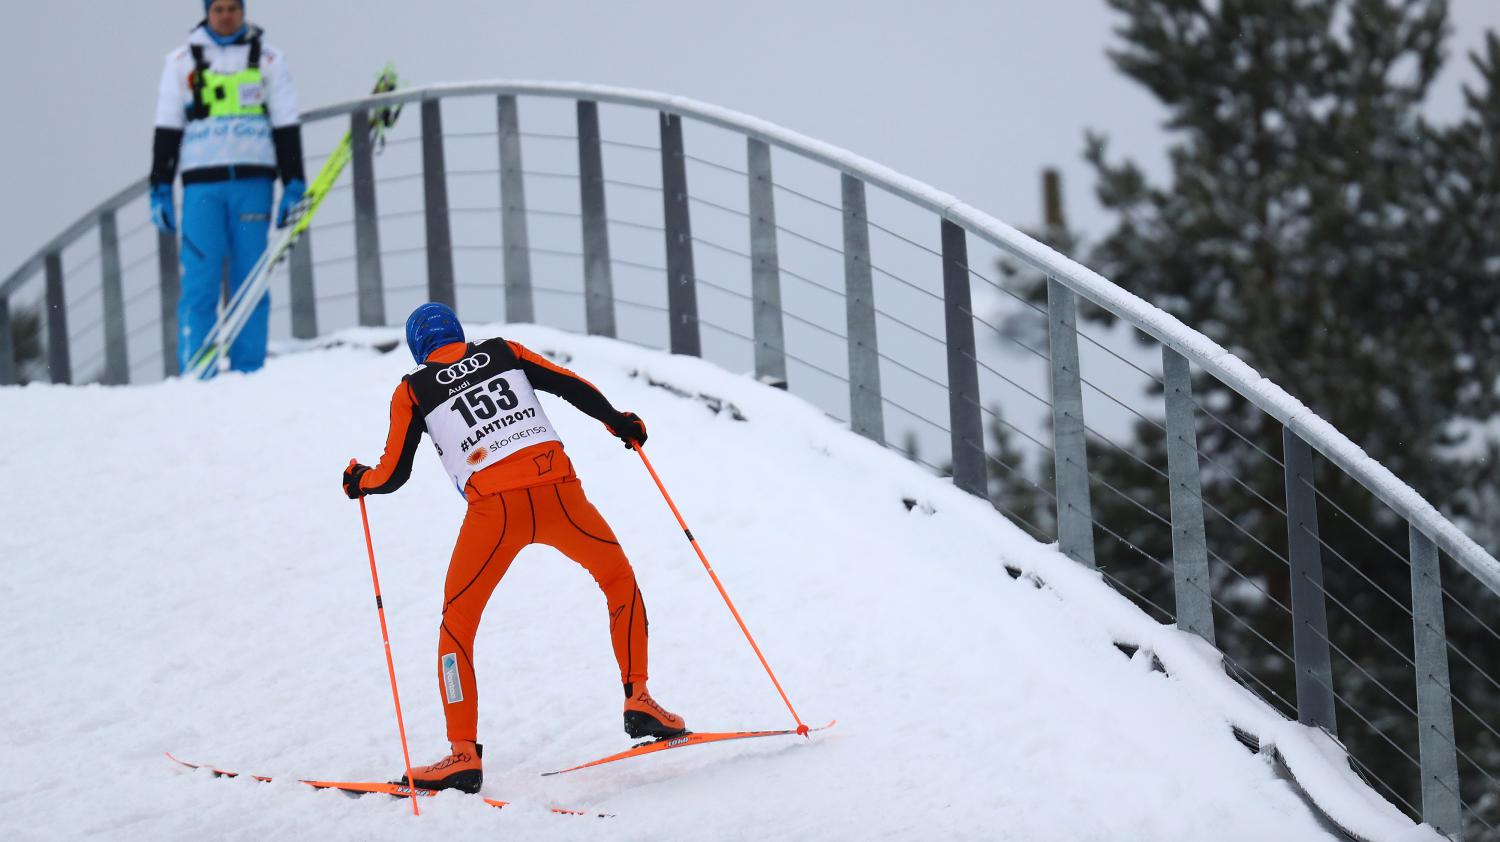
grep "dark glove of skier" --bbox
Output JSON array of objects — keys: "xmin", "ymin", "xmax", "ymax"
[
  {"xmin": 149, "ymin": 183, "xmax": 175, "ymax": 234},
  {"xmin": 607, "ymin": 412, "xmax": 648, "ymax": 449},
  {"xmin": 343, "ymin": 463, "xmax": 371, "ymax": 499},
  {"xmin": 277, "ymin": 179, "xmax": 307, "ymax": 228}
]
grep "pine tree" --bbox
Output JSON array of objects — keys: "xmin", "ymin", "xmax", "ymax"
[{"xmin": 990, "ymin": 2, "xmax": 1500, "ymax": 831}]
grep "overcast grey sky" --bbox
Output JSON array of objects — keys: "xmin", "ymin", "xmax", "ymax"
[{"xmin": 4, "ymin": 0, "xmax": 1497, "ymax": 278}]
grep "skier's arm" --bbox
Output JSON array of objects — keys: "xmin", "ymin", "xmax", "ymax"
[
  {"xmin": 508, "ymin": 341, "xmax": 622, "ymax": 424},
  {"xmin": 358, "ymin": 379, "xmax": 426, "ymax": 495}
]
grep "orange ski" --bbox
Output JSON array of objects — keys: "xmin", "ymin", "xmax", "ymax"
[
  {"xmin": 166, "ymin": 752, "xmax": 603, "ymax": 816},
  {"xmin": 541, "ymin": 720, "xmax": 836, "ymax": 776}
]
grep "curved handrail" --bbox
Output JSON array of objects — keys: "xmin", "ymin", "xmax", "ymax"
[{"xmin": 8, "ymin": 79, "xmax": 1498, "ymax": 596}]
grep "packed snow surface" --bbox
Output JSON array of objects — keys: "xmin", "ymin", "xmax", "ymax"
[{"xmin": 2, "ymin": 324, "xmax": 1354, "ymax": 840}]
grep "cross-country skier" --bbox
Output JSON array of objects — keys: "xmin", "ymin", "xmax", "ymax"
[
  {"xmin": 342, "ymin": 302, "xmax": 687, "ymax": 794},
  {"xmin": 149, "ymin": 0, "xmax": 306, "ymax": 374}
]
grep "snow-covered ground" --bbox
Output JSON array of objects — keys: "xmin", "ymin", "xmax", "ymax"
[{"xmin": 0, "ymin": 325, "xmax": 1412, "ymax": 839}]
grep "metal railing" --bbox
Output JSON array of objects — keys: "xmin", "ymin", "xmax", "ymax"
[{"xmin": 3, "ymin": 81, "xmax": 1497, "ymax": 841}]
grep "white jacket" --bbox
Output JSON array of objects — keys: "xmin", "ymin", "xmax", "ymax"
[{"xmin": 154, "ymin": 25, "xmax": 299, "ymax": 173}]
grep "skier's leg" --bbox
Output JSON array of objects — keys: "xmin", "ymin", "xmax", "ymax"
[
  {"xmin": 225, "ymin": 178, "xmax": 274, "ymax": 372},
  {"xmin": 437, "ymin": 487, "xmax": 529, "ymax": 744},
  {"xmin": 539, "ymin": 479, "xmax": 685, "ymax": 738},
  {"xmin": 177, "ymin": 182, "xmax": 230, "ymax": 372},
  {"xmin": 536, "ymin": 479, "xmax": 647, "ymax": 686}
]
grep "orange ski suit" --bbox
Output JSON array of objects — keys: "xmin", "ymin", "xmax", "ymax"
[{"xmin": 356, "ymin": 338, "xmax": 649, "ymax": 743}]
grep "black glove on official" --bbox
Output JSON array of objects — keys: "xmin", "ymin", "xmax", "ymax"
[
  {"xmin": 607, "ymin": 411, "xmax": 648, "ymax": 449},
  {"xmin": 343, "ymin": 463, "xmax": 371, "ymax": 499}
]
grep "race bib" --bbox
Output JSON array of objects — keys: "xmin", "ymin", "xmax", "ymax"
[{"xmin": 422, "ymin": 367, "xmax": 561, "ymax": 494}]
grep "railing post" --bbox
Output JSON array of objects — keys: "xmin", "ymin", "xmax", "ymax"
[
  {"xmin": 1409, "ymin": 527, "xmax": 1462, "ymax": 838},
  {"xmin": 842, "ymin": 175, "xmax": 884, "ymax": 444},
  {"xmin": 422, "ymin": 98, "xmax": 456, "ymax": 308},
  {"xmin": 0, "ymin": 295, "xmax": 15, "ymax": 385},
  {"xmin": 1282, "ymin": 428, "xmax": 1337, "ymax": 733},
  {"xmin": 1163, "ymin": 347, "xmax": 1215, "ymax": 644},
  {"xmin": 1047, "ymin": 278, "xmax": 1095, "ymax": 566},
  {"xmin": 289, "ymin": 233, "xmax": 318, "ymax": 339},
  {"xmin": 351, "ymin": 108, "xmax": 386, "ymax": 327},
  {"xmin": 500, "ymin": 95, "xmax": 535, "ymax": 324},
  {"xmin": 157, "ymin": 230, "xmax": 180, "ymax": 377},
  {"xmin": 99, "ymin": 210, "xmax": 129, "ymax": 385},
  {"xmin": 576, "ymin": 100, "xmax": 613, "ymax": 336},
  {"xmin": 44, "ymin": 252, "xmax": 71, "ymax": 385},
  {"xmin": 940, "ymin": 219, "xmax": 984, "ymax": 494},
  {"xmin": 747, "ymin": 138, "xmax": 786, "ymax": 388},
  {"xmin": 659, "ymin": 112, "xmax": 700, "ymax": 357}
]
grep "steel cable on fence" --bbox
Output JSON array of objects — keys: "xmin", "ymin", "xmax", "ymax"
[
  {"xmin": 979, "ymin": 443, "xmax": 1062, "ymax": 538},
  {"xmin": 683, "ymin": 153, "xmax": 749, "ymax": 178},
  {"xmin": 956, "ymin": 260, "xmax": 1294, "ymax": 483},
  {"xmin": 691, "ymin": 314, "xmax": 852, "ymax": 386},
  {"xmin": 957, "ymin": 260, "xmax": 1302, "ymax": 539},
  {"xmin": 120, "ymin": 216, "xmax": 157, "ymax": 242},
  {"xmin": 1287, "ymin": 500, "xmax": 1417, "ymax": 625},
  {"xmin": 986, "ymin": 341, "xmax": 1307, "ymax": 603},
  {"xmin": 124, "ymin": 318, "xmax": 160, "ymax": 342},
  {"xmin": 599, "ymin": 137, "xmax": 661, "ymax": 154},
  {"xmin": 1452, "ymin": 754, "xmax": 1500, "ymax": 829},
  {"xmin": 1096, "ymin": 565, "xmax": 1176, "ymax": 624},
  {"xmin": 601, "ymin": 176, "xmax": 660, "ymax": 193},
  {"xmin": 1448, "ymin": 689, "xmax": 1500, "ymax": 754},
  {"xmin": 688, "ymin": 194, "xmax": 750, "ymax": 220},
  {"xmin": 1221, "ymin": 657, "xmax": 1301, "ymax": 721},
  {"xmin": 1080, "ymin": 492, "xmax": 1307, "ymax": 698},
  {"xmin": 1288, "ymin": 482, "xmax": 1500, "ymax": 697},
  {"xmin": 776, "ymin": 263, "xmax": 845, "ymax": 300},
  {"xmin": 1344, "ymin": 753, "xmax": 1424, "ymax": 823},
  {"xmin": 1299, "ymin": 474, "xmax": 1500, "ymax": 650},
  {"xmin": 121, "ymin": 249, "xmax": 160, "ymax": 279},
  {"xmin": 771, "ymin": 181, "xmax": 843, "ymax": 215},
  {"xmin": 768, "ymin": 224, "xmax": 845, "ymax": 259},
  {"xmin": 122, "ymin": 280, "xmax": 159, "ymax": 311},
  {"xmin": 865, "ymin": 216, "xmax": 944, "ymax": 261},
  {"xmin": 690, "ymin": 237, "xmax": 753, "ymax": 263}
]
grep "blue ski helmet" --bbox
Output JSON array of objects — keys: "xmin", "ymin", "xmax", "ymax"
[
  {"xmin": 405, "ymin": 302, "xmax": 465, "ymax": 363},
  {"xmin": 205, "ymin": 0, "xmax": 244, "ymax": 11}
]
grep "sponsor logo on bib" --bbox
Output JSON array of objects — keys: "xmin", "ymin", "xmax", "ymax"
[{"xmin": 437, "ymin": 353, "xmax": 491, "ymax": 385}]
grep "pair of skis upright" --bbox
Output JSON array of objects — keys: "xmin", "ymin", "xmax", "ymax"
[{"xmin": 183, "ymin": 63, "xmax": 403, "ymax": 381}]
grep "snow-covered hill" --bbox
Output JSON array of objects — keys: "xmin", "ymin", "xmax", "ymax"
[{"xmin": 0, "ymin": 325, "xmax": 1395, "ymax": 839}]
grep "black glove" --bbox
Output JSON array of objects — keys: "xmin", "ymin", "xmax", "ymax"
[
  {"xmin": 607, "ymin": 411, "xmax": 648, "ymax": 449},
  {"xmin": 343, "ymin": 463, "xmax": 371, "ymax": 499}
]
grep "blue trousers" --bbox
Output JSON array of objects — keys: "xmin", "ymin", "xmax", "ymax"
[{"xmin": 178, "ymin": 178, "xmax": 274, "ymax": 373}]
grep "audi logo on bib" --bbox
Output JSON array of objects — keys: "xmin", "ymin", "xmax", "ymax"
[{"xmin": 436, "ymin": 353, "xmax": 491, "ymax": 384}]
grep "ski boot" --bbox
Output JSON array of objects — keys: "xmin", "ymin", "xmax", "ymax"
[
  {"xmin": 623, "ymin": 682, "xmax": 687, "ymax": 739},
  {"xmin": 392, "ymin": 740, "xmax": 483, "ymax": 794}
]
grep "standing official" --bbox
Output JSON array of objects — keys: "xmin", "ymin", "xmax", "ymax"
[{"xmin": 149, "ymin": 0, "xmax": 306, "ymax": 374}]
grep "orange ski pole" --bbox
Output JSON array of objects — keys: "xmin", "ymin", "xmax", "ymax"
[
  {"xmin": 352, "ymin": 460, "xmax": 421, "ymax": 816},
  {"xmin": 630, "ymin": 444, "xmax": 810, "ymax": 736}
]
